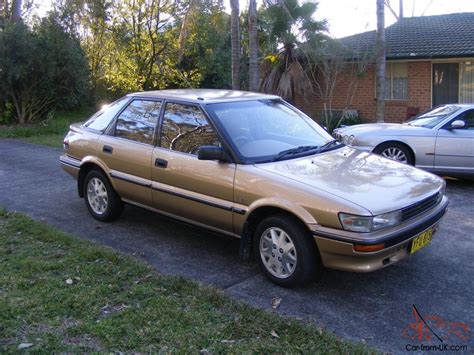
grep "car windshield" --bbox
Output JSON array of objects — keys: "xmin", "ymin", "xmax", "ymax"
[
  {"xmin": 206, "ymin": 99, "xmax": 339, "ymax": 163},
  {"xmin": 407, "ymin": 105, "xmax": 461, "ymax": 128}
]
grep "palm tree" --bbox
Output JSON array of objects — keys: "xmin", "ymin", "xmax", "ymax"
[
  {"xmin": 230, "ymin": 0, "xmax": 240, "ymax": 90},
  {"xmin": 259, "ymin": 0, "xmax": 324, "ymax": 103},
  {"xmin": 248, "ymin": 0, "xmax": 259, "ymax": 92},
  {"xmin": 11, "ymin": 0, "xmax": 21, "ymax": 22},
  {"xmin": 375, "ymin": 0, "xmax": 386, "ymax": 122}
]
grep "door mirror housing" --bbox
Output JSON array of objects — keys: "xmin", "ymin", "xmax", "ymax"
[
  {"xmin": 449, "ymin": 120, "xmax": 466, "ymax": 129},
  {"xmin": 197, "ymin": 145, "xmax": 226, "ymax": 161}
]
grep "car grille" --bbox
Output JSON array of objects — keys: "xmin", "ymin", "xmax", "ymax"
[{"xmin": 401, "ymin": 193, "xmax": 440, "ymax": 221}]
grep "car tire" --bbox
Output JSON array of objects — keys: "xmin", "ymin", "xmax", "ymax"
[
  {"xmin": 84, "ymin": 170, "xmax": 123, "ymax": 222},
  {"xmin": 253, "ymin": 214, "xmax": 323, "ymax": 288},
  {"xmin": 374, "ymin": 142, "xmax": 414, "ymax": 165}
]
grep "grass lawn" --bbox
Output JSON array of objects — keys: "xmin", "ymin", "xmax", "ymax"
[
  {"xmin": 0, "ymin": 109, "xmax": 93, "ymax": 148},
  {"xmin": 0, "ymin": 208, "xmax": 376, "ymax": 353}
]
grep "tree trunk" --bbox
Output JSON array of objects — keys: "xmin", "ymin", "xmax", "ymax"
[
  {"xmin": 11, "ymin": 0, "xmax": 21, "ymax": 22},
  {"xmin": 248, "ymin": 0, "xmax": 259, "ymax": 92},
  {"xmin": 375, "ymin": 0, "xmax": 386, "ymax": 123},
  {"xmin": 230, "ymin": 0, "xmax": 240, "ymax": 90}
]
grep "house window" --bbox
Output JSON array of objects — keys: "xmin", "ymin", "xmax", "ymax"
[
  {"xmin": 460, "ymin": 61, "xmax": 474, "ymax": 103},
  {"xmin": 385, "ymin": 63, "xmax": 408, "ymax": 100}
]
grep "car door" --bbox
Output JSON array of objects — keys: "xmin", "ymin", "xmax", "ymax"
[
  {"xmin": 434, "ymin": 109, "xmax": 474, "ymax": 174},
  {"xmin": 98, "ymin": 99, "xmax": 162, "ymax": 206},
  {"xmin": 151, "ymin": 101, "xmax": 235, "ymax": 234}
]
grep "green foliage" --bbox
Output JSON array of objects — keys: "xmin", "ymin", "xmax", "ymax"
[
  {"xmin": 178, "ymin": 2, "xmax": 231, "ymax": 89},
  {"xmin": 0, "ymin": 102, "xmax": 14, "ymax": 125},
  {"xmin": 0, "ymin": 19, "xmax": 90, "ymax": 123},
  {"xmin": 0, "ymin": 108, "xmax": 94, "ymax": 148},
  {"xmin": 260, "ymin": 0, "xmax": 327, "ymax": 48},
  {"xmin": 54, "ymin": 0, "xmax": 232, "ymax": 101},
  {"xmin": 321, "ymin": 109, "xmax": 362, "ymax": 133},
  {"xmin": 258, "ymin": 1, "xmax": 327, "ymax": 101}
]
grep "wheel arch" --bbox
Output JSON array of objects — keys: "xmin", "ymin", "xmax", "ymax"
[
  {"xmin": 77, "ymin": 158, "xmax": 113, "ymax": 198},
  {"xmin": 373, "ymin": 140, "xmax": 416, "ymax": 165},
  {"xmin": 239, "ymin": 204, "xmax": 316, "ymax": 261}
]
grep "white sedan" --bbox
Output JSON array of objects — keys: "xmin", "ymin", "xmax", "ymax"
[{"xmin": 333, "ymin": 105, "xmax": 474, "ymax": 178}]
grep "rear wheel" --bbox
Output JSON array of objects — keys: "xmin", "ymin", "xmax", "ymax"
[
  {"xmin": 253, "ymin": 214, "xmax": 322, "ymax": 288},
  {"xmin": 84, "ymin": 170, "xmax": 123, "ymax": 222},
  {"xmin": 374, "ymin": 142, "xmax": 414, "ymax": 165}
]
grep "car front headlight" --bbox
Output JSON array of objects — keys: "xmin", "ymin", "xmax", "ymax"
[
  {"xmin": 341, "ymin": 134, "xmax": 356, "ymax": 146},
  {"xmin": 339, "ymin": 210, "xmax": 402, "ymax": 232},
  {"xmin": 372, "ymin": 210, "xmax": 402, "ymax": 231}
]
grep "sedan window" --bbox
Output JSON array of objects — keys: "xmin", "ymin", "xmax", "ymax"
[
  {"xmin": 408, "ymin": 105, "xmax": 461, "ymax": 128},
  {"xmin": 160, "ymin": 103, "xmax": 220, "ymax": 155},
  {"xmin": 115, "ymin": 100, "xmax": 162, "ymax": 144},
  {"xmin": 207, "ymin": 99, "xmax": 334, "ymax": 163},
  {"xmin": 455, "ymin": 110, "xmax": 474, "ymax": 129},
  {"xmin": 83, "ymin": 97, "xmax": 129, "ymax": 131}
]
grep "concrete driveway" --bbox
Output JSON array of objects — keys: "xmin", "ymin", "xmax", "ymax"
[{"xmin": 0, "ymin": 139, "xmax": 472, "ymax": 353}]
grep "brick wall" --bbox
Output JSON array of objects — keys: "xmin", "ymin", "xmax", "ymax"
[{"xmin": 295, "ymin": 61, "xmax": 432, "ymax": 123}]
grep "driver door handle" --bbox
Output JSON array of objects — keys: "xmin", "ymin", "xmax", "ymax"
[{"xmin": 155, "ymin": 158, "xmax": 168, "ymax": 168}]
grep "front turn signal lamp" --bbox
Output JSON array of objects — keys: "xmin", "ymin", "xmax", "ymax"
[{"xmin": 353, "ymin": 243, "xmax": 385, "ymax": 253}]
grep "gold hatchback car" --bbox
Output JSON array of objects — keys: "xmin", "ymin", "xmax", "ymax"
[{"xmin": 61, "ymin": 89, "xmax": 449, "ymax": 287}]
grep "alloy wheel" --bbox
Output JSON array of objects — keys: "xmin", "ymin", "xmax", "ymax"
[
  {"xmin": 259, "ymin": 227, "xmax": 297, "ymax": 279},
  {"xmin": 87, "ymin": 177, "xmax": 109, "ymax": 215}
]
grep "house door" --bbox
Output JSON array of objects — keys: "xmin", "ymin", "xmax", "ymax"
[{"xmin": 432, "ymin": 63, "xmax": 459, "ymax": 107}]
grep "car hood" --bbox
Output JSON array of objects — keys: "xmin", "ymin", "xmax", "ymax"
[
  {"xmin": 256, "ymin": 146, "xmax": 444, "ymax": 215},
  {"xmin": 336, "ymin": 123, "xmax": 429, "ymax": 136}
]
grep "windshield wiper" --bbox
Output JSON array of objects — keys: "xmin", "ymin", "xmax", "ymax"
[
  {"xmin": 316, "ymin": 139, "xmax": 342, "ymax": 153},
  {"xmin": 271, "ymin": 145, "xmax": 320, "ymax": 162},
  {"xmin": 271, "ymin": 140, "xmax": 343, "ymax": 162}
]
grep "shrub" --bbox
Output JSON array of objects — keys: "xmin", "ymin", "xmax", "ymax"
[{"xmin": 0, "ymin": 19, "xmax": 90, "ymax": 124}]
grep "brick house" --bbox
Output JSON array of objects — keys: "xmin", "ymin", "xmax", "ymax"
[{"xmin": 298, "ymin": 13, "xmax": 474, "ymax": 123}]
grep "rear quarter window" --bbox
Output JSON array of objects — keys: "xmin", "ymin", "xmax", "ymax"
[{"xmin": 83, "ymin": 97, "xmax": 130, "ymax": 131}]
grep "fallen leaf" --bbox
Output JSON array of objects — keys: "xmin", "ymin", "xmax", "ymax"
[
  {"xmin": 220, "ymin": 339, "xmax": 235, "ymax": 344},
  {"xmin": 18, "ymin": 343, "xmax": 33, "ymax": 349},
  {"xmin": 270, "ymin": 330, "xmax": 279, "ymax": 338},
  {"xmin": 271, "ymin": 297, "xmax": 282, "ymax": 310},
  {"xmin": 65, "ymin": 278, "xmax": 73, "ymax": 285}
]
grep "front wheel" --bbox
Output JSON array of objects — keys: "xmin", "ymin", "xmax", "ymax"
[
  {"xmin": 253, "ymin": 214, "xmax": 323, "ymax": 288},
  {"xmin": 84, "ymin": 170, "xmax": 123, "ymax": 222},
  {"xmin": 374, "ymin": 142, "xmax": 414, "ymax": 165}
]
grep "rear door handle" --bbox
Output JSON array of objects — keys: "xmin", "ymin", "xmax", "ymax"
[
  {"xmin": 103, "ymin": 145, "xmax": 113, "ymax": 154},
  {"xmin": 155, "ymin": 158, "xmax": 168, "ymax": 168}
]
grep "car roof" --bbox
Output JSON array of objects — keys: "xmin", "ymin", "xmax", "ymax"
[{"xmin": 128, "ymin": 89, "xmax": 279, "ymax": 104}]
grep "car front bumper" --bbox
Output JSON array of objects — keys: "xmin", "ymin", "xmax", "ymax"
[{"xmin": 310, "ymin": 196, "xmax": 449, "ymax": 272}]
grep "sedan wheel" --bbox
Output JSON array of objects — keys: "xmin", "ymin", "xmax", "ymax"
[
  {"xmin": 87, "ymin": 177, "xmax": 109, "ymax": 215},
  {"xmin": 259, "ymin": 227, "xmax": 297, "ymax": 279},
  {"xmin": 381, "ymin": 147, "xmax": 408, "ymax": 163},
  {"xmin": 254, "ymin": 214, "xmax": 323, "ymax": 288},
  {"xmin": 84, "ymin": 170, "xmax": 123, "ymax": 222},
  {"xmin": 374, "ymin": 142, "xmax": 414, "ymax": 165}
]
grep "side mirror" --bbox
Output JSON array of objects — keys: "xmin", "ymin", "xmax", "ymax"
[
  {"xmin": 197, "ymin": 145, "xmax": 226, "ymax": 161},
  {"xmin": 449, "ymin": 120, "xmax": 466, "ymax": 129}
]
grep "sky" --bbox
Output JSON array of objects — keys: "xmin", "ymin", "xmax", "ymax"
[
  {"xmin": 227, "ymin": 0, "xmax": 474, "ymax": 38},
  {"xmin": 35, "ymin": 0, "xmax": 474, "ymax": 39},
  {"xmin": 311, "ymin": 0, "xmax": 474, "ymax": 38}
]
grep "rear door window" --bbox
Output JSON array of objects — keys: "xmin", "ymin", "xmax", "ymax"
[{"xmin": 115, "ymin": 100, "xmax": 162, "ymax": 144}]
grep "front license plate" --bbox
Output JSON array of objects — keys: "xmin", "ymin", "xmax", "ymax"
[{"xmin": 410, "ymin": 228, "xmax": 434, "ymax": 254}]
